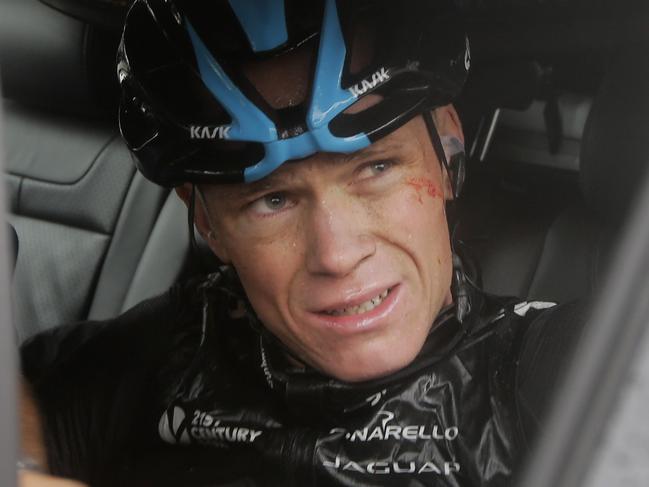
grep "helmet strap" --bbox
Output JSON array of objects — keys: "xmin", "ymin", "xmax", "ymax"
[
  {"xmin": 422, "ymin": 111, "xmax": 471, "ymax": 323},
  {"xmin": 451, "ymin": 249, "xmax": 472, "ymax": 325},
  {"xmin": 422, "ymin": 111, "xmax": 466, "ymax": 200},
  {"xmin": 188, "ymin": 184, "xmax": 200, "ymax": 256},
  {"xmin": 188, "ymin": 183, "xmax": 214, "ymax": 270}
]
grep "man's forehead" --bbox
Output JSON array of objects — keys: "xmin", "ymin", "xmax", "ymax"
[{"xmin": 216, "ymin": 129, "xmax": 415, "ymax": 200}]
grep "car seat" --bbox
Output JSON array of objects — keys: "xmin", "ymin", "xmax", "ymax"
[
  {"xmin": 0, "ymin": 0, "xmax": 190, "ymax": 341},
  {"xmin": 462, "ymin": 45, "xmax": 649, "ymax": 303}
]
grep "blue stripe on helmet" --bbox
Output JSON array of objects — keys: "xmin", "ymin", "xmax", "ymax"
[
  {"xmin": 228, "ymin": 0, "xmax": 288, "ymax": 53},
  {"xmin": 307, "ymin": 0, "xmax": 359, "ymax": 130},
  {"xmin": 186, "ymin": 0, "xmax": 371, "ymax": 184},
  {"xmin": 244, "ymin": 128, "xmax": 370, "ymax": 182},
  {"xmin": 186, "ymin": 20, "xmax": 278, "ymax": 143}
]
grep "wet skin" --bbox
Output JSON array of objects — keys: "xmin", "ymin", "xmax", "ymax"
[{"xmin": 180, "ymin": 109, "xmax": 463, "ymax": 382}]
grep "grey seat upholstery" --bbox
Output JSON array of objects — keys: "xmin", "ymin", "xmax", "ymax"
[
  {"xmin": 1, "ymin": 0, "xmax": 190, "ymax": 341},
  {"xmin": 463, "ymin": 46, "xmax": 649, "ymax": 303}
]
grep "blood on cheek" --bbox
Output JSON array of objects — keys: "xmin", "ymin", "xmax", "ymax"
[{"xmin": 404, "ymin": 177, "xmax": 442, "ymax": 204}]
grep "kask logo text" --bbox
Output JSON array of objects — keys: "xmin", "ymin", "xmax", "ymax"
[
  {"xmin": 190, "ymin": 125, "xmax": 231, "ymax": 140},
  {"xmin": 349, "ymin": 67, "xmax": 390, "ymax": 97}
]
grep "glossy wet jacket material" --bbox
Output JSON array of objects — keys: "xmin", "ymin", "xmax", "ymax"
[
  {"xmin": 152, "ymin": 273, "xmax": 549, "ymax": 486},
  {"xmin": 22, "ymin": 272, "xmax": 572, "ymax": 486}
]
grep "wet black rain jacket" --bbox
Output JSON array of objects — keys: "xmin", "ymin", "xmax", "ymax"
[{"xmin": 21, "ymin": 271, "xmax": 586, "ymax": 487}]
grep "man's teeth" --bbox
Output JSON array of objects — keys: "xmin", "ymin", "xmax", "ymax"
[{"xmin": 326, "ymin": 289, "xmax": 390, "ymax": 316}]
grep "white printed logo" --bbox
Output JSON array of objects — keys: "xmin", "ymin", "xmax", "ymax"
[
  {"xmin": 158, "ymin": 406, "xmax": 191, "ymax": 445},
  {"xmin": 464, "ymin": 37, "xmax": 471, "ymax": 71},
  {"xmin": 349, "ymin": 67, "xmax": 390, "ymax": 97},
  {"xmin": 158, "ymin": 407, "xmax": 263, "ymax": 446},
  {"xmin": 190, "ymin": 125, "xmax": 232, "ymax": 140},
  {"xmin": 329, "ymin": 410, "xmax": 459, "ymax": 442},
  {"xmin": 259, "ymin": 340, "xmax": 274, "ymax": 390},
  {"xmin": 322, "ymin": 456, "xmax": 461, "ymax": 476},
  {"xmin": 364, "ymin": 389, "xmax": 386, "ymax": 407}
]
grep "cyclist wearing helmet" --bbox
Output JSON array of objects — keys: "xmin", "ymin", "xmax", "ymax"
[{"xmin": 20, "ymin": 1, "xmax": 587, "ymax": 486}]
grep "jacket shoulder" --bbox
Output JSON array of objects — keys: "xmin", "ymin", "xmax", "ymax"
[
  {"xmin": 514, "ymin": 299, "xmax": 590, "ymax": 442},
  {"xmin": 20, "ymin": 277, "xmax": 204, "ymax": 386}
]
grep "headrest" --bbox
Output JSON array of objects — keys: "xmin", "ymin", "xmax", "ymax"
[
  {"xmin": 0, "ymin": 0, "xmax": 120, "ymax": 117},
  {"xmin": 38, "ymin": 0, "xmax": 129, "ymax": 29},
  {"xmin": 580, "ymin": 44, "xmax": 649, "ymax": 224}
]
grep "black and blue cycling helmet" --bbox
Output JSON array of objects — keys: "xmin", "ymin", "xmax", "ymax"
[{"xmin": 117, "ymin": 0, "xmax": 470, "ymax": 187}]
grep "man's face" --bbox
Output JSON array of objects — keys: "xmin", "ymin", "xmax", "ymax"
[{"xmin": 190, "ymin": 113, "xmax": 459, "ymax": 382}]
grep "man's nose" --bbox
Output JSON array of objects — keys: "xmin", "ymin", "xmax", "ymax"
[{"xmin": 305, "ymin": 197, "xmax": 376, "ymax": 277}]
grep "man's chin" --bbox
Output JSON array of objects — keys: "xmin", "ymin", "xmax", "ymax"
[{"xmin": 316, "ymin": 345, "xmax": 422, "ymax": 383}]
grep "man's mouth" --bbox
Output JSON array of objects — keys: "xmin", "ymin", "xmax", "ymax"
[
  {"xmin": 306, "ymin": 284, "xmax": 403, "ymax": 334},
  {"xmin": 322, "ymin": 288, "xmax": 393, "ymax": 317}
]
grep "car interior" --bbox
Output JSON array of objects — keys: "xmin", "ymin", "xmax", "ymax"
[
  {"xmin": 1, "ymin": 0, "xmax": 649, "ymax": 483},
  {"xmin": 4, "ymin": 0, "xmax": 648, "ymax": 341},
  {"xmin": 1, "ymin": 0, "xmax": 194, "ymax": 342}
]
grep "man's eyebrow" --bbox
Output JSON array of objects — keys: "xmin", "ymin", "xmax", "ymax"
[
  {"xmin": 232, "ymin": 175, "xmax": 285, "ymax": 199},
  {"xmin": 344, "ymin": 142, "xmax": 404, "ymax": 162},
  {"xmin": 228, "ymin": 142, "xmax": 405, "ymax": 199}
]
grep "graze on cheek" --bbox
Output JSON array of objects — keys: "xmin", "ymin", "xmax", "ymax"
[{"xmin": 405, "ymin": 177, "xmax": 442, "ymax": 204}]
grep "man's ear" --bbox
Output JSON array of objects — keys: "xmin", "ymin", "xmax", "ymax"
[
  {"xmin": 432, "ymin": 105, "xmax": 465, "ymax": 201},
  {"xmin": 174, "ymin": 184, "xmax": 232, "ymax": 263},
  {"xmin": 434, "ymin": 104, "xmax": 464, "ymax": 144},
  {"xmin": 174, "ymin": 184, "xmax": 193, "ymax": 207}
]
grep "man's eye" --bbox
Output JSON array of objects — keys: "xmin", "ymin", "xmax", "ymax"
[
  {"xmin": 249, "ymin": 192, "xmax": 293, "ymax": 215},
  {"xmin": 360, "ymin": 160, "xmax": 394, "ymax": 179}
]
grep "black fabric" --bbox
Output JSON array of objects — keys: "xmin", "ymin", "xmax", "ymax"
[
  {"xmin": 21, "ymin": 274, "xmax": 586, "ymax": 487},
  {"xmin": 21, "ymin": 283, "xmax": 194, "ymax": 483},
  {"xmin": 516, "ymin": 299, "xmax": 590, "ymax": 444}
]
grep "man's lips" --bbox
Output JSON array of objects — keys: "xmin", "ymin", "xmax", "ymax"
[
  {"xmin": 304, "ymin": 283, "xmax": 403, "ymax": 334},
  {"xmin": 311, "ymin": 283, "xmax": 398, "ymax": 314}
]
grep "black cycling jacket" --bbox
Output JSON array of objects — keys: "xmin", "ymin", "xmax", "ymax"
[{"xmin": 21, "ymin": 271, "xmax": 587, "ymax": 487}]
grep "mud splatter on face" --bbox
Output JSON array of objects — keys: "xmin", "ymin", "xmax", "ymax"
[{"xmin": 405, "ymin": 177, "xmax": 442, "ymax": 204}]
